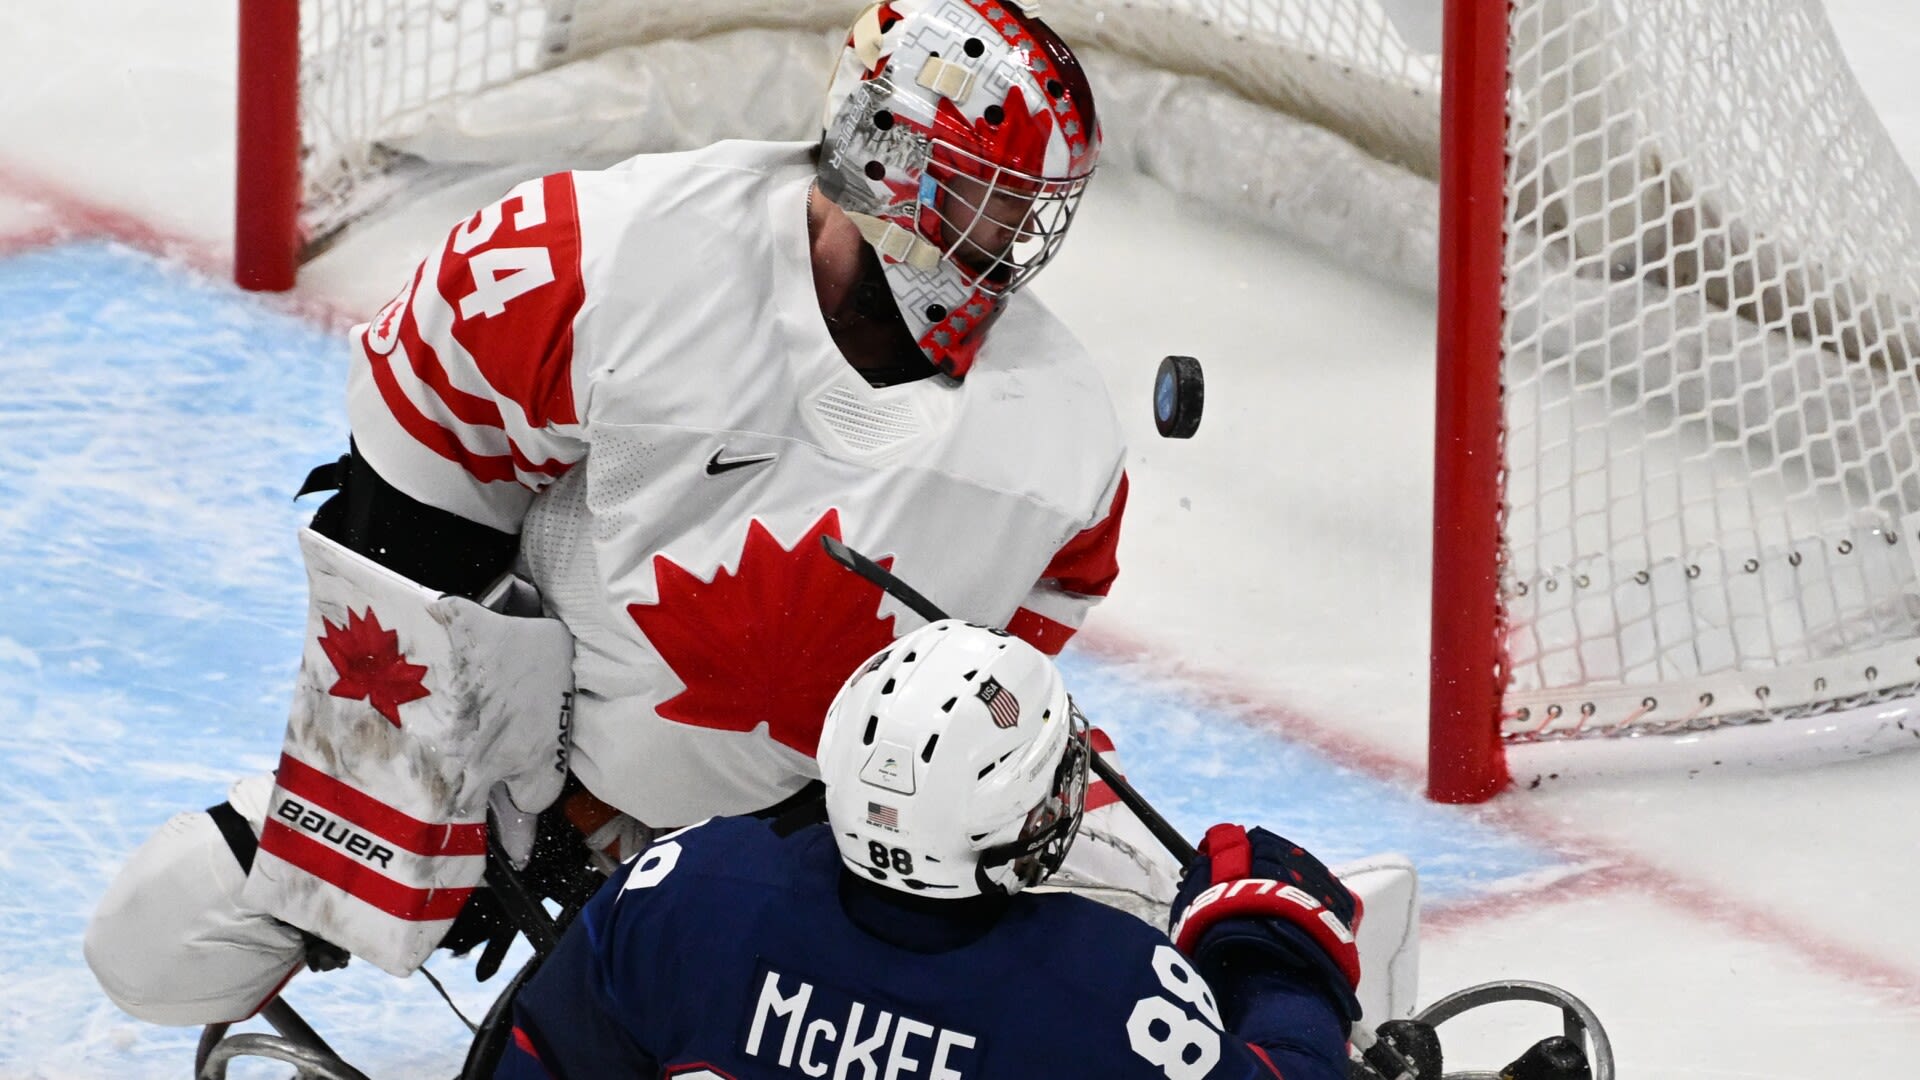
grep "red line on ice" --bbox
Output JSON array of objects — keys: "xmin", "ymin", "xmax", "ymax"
[
  {"xmin": 1074, "ymin": 623, "xmax": 1920, "ymax": 1011},
  {"xmin": 0, "ymin": 160, "xmax": 358, "ymax": 328},
  {"xmin": 1071, "ymin": 625, "xmax": 1428, "ymax": 786},
  {"xmin": 0, "ymin": 160, "xmax": 213, "ymax": 265},
  {"xmin": 1421, "ymin": 859, "xmax": 1920, "ymax": 1011}
]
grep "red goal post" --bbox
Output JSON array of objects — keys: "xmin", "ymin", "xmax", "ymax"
[
  {"xmin": 234, "ymin": 0, "xmax": 1920, "ymax": 802},
  {"xmin": 235, "ymin": 0, "xmax": 302, "ymax": 291},
  {"xmin": 1430, "ymin": 0, "xmax": 1508, "ymax": 802}
]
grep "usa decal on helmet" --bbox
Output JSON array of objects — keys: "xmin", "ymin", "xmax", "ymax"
[{"xmin": 976, "ymin": 676, "xmax": 1021, "ymax": 728}]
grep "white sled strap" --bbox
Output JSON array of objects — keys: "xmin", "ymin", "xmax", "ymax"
[{"xmin": 242, "ymin": 529, "xmax": 574, "ymax": 976}]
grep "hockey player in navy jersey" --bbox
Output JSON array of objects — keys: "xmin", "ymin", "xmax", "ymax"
[{"xmin": 499, "ymin": 621, "xmax": 1361, "ymax": 1080}]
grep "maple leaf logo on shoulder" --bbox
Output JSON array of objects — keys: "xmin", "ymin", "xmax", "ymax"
[
  {"xmin": 318, "ymin": 608, "xmax": 431, "ymax": 727},
  {"xmin": 628, "ymin": 509, "xmax": 899, "ymax": 755}
]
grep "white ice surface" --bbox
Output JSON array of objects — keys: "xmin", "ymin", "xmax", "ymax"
[{"xmin": 3, "ymin": 1, "xmax": 1920, "ymax": 1076}]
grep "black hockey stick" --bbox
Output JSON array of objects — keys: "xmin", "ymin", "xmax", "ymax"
[
  {"xmin": 821, "ymin": 534, "xmax": 1197, "ymax": 862},
  {"xmin": 821, "ymin": 534, "xmax": 1421, "ymax": 1078}
]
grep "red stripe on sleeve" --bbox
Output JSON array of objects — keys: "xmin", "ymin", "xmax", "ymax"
[
  {"xmin": 366, "ymin": 326, "xmax": 573, "ymax": 485},
  {"xmin": 1084, "ymin": 727, "xmax": 1120, "ymax": 811},
  {"xmin": 1006, "ymin": 606, "xmax": 1076, "ymax": 655},
  {"xmin": 507, "ymin": 436, "xmax": 573, "ymax": 480},
  {"xmin": 1040, "ymin": 472, "xmax": 1128, "ymax": 598},
  {"xmin": 1085, "ymin": 779, "xmax": 1119, "ymax": 813},
  {"xmin": 366, "ymin": 342, "xmax": 521, "ymax": 484},
  {"xmin": 397, "ymin": 301, "xmax": 509, "ymax": 430},
  {"xmin": 358, "ymin": 173, "xmax": 585, "ymax": 488},
  {"xmin": 275, "ymin": 754, "xmax": 488, "ymax": 857},
  {"xmin": 441, "ymin": 173, "xmax": 584, "ymax": 429}
]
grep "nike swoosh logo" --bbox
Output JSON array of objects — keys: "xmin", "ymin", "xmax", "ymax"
[{"xmin": 706, "ymin": 448, "xmax": 777, "ymax": 476}]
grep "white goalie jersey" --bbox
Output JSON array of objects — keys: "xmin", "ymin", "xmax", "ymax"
[{"xmin": 346, "ymin": 140, "xmax": 1129, "ymax": 827}]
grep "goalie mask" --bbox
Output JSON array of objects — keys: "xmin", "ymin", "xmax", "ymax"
[
  {"xmin": 818, "ymin": 620, "xmax": 1089, "ymax": 897},
  {"xmin": 818, "ymin": 0, "xmax": 1101, "ymax": 379}
]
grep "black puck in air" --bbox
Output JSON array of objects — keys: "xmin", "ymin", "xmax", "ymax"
[{"xmin": 1154, "ymin": 355, "xmax": 1203, "ymax": 438}]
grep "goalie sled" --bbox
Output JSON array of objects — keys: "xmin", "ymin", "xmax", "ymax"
[
  {"xmin": 195, "ymin": 813, "xmax": 559, "ymax": 1080},
  {"xmin": 195, "ymin": 998, "xmax": 369, "ymax": 1080},
  {"xmin": 1352, "ymin": 978, "xmax": 1616, "ymax": 1080}
]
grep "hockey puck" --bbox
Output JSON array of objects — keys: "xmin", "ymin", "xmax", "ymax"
[{"xmin": 1154, "ymin": 355, "xmax": 1204, "ymax": 438}]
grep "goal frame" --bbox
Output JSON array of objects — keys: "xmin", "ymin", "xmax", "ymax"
[
  {"xmin": 1426, "ymin": 0, "xmax": 1920, "ymax": 802},
  {"xmin": 1428, "ymin": 0, "xmax": 1511, "ymax": 804},
  {"xmin": 235, "ymin": 0, "xmax": 303, "ymax": 292}
]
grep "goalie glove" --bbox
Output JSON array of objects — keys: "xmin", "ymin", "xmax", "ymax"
[
  {"xmin": 242, "ymin": 529, "xmax": 574, "ymax": 977},
  {"xmin": 1168, "ymin": 824, "xmax": 1364, "ymax": 1025}
]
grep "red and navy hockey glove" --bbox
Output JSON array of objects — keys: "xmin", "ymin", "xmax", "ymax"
[{"xmin": 1168, "ymin": 824, "xmax": 1364, "ymax": 1024}]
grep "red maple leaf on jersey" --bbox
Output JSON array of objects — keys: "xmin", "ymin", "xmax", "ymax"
[
  {"xmin": 628, "ymin": 510, "xmax": 899, "ymax": 755},
  {"xmin": 318, "ymin": 608, "xmax": 431, "ymax": 727}
]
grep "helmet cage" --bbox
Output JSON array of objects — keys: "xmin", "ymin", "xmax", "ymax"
[
  {"xmin": 919, "ymin": 138, "xmax": 1090, "ymax": 295},
  {"xmin": 974, "ymin": 696, "xmax": 1090, "ymax": 895},
  {"xmin": 817, "ymin": 0, "xmax": 1101, "ymax": 378}
]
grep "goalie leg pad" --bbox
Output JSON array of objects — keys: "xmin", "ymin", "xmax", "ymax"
[
  {"xmin": 1334, "ymin": 854, "xmax": 1420, "ymax": 1024},
  {"xmin": 241, "ymin": 529, "xmax": 575, "ymax": 977},
  {"xmin": 85, "ymin": 775, "xmax": 305, "ymax": 1026}
]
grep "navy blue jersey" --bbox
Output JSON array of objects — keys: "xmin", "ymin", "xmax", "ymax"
[{"xmin": 498, "ymin": 817, "xmax": 1348, "ymax": 1079}]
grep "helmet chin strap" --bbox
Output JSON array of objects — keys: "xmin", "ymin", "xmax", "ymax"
[
  {"xmin": 849, "ymin": 2, "xmax": 889, "ymax": 70},
  {"xmin": 846, "ymin": 211, "xmax": 943, "ymax": 272}
]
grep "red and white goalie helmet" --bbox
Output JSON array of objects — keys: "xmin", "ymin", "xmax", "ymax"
[
  {"xmin": 817, "ymin": 620, "xmax": 1090, "ymax": 897},
  {"xmin": 818, "ymin": 0, "xmax": 1101, "ymax": 378}
]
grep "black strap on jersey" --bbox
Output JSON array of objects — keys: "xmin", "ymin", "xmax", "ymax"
[
  {"xmin": 296, "ymin": 455, "xmax": 350, "ymax": 500},
  {"xmin": 759, "ymin": 780, "xmax": 828, "ymax": 837},
  {"xmin": 206, "ymin": 800, "xmax": 258, "ymax": 875},
  {"xmin": 300, "ymin": 442, "xmax": 521, "ymax": 599}
]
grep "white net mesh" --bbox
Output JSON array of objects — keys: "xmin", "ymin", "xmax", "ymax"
[
  {"xmin": 1499, "ymin": 0, "xmax": 1920, "ymax": 739},
  {"xmin": 293, "ymin": 0, "xmax": 1445, "ymax": 259},
  {"xmin": 289, "ymin": 0, "xmax": 1920, "ymax": 745},
  {"xmin": 300, "ymin": 0, "xmax": 561, "ymax": 242}
]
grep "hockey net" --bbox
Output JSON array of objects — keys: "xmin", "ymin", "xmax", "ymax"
[
  {"xmin": 244, "ymin": 0, "xmax": 1920, "ymax": 795},
  {"xmin": 241, "ymin": 0, "xmax": 1447, "ymax": 283},
  {"xmin": 1471, "ymin": 0, "xmax": 1920, "ymax": 785}
]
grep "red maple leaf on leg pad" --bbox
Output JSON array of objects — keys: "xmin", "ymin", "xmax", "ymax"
[
  {"xmin": 628, "ymin": 510, "xmax": 900, "ymax": 755},
  {"xmin": 318, "ymin": 608, "xmax": 431, "ymax": 727}
]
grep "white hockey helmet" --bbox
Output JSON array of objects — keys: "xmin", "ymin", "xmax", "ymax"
[
  {"xmin": 818, "ymin": 619, "xmax": 1090, "ymax": 897},
  {"xmin": 817, "ymin": 0, "xmax": 1101, "ymax": 379}
]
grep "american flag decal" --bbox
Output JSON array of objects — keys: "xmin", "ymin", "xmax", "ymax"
[
  {"xmin": 867, "ymin": 802, "xmax": 900, "ymax": 830},
  {"xmin": 977, "ymin": 676, "xmax": 1020, "ymax": 729}
]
